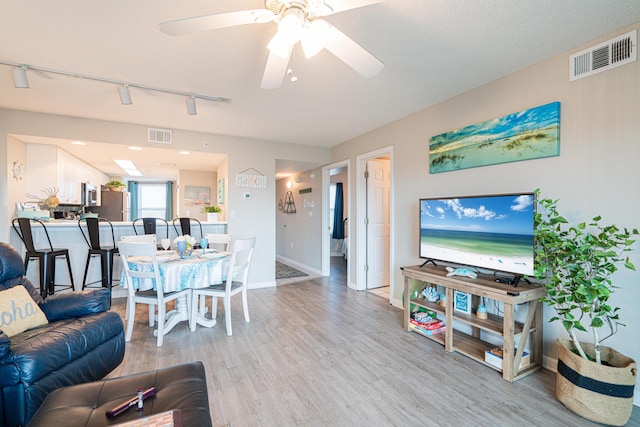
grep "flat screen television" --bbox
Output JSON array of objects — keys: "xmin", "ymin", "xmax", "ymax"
[{"xmin": 419, "ymin": 192, "xmax": 535, "ymax": 277}]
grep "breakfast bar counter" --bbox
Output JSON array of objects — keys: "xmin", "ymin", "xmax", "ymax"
[{"xmin": 8, "ymin": 220, "xmax": 227, "ymax": 294}]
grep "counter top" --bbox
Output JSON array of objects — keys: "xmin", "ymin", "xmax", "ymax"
[
  {"xmin": 8, "ymin": 220, "xmax": 228, "ymax": 294},
  {"xmin": 22, "ymin": 220, "xmax": 228, "ymax": 227}
]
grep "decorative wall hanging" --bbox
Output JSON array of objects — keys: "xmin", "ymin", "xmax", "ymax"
[
  {"xmin": 184, "ymin": 185, "xmax": 210, "ymax": 205},
  {"xmin": 12, "ymin": 161, "xmax": 24, "ymax": 181},
  {"xmin": 217, "ymin": 178, "xmax": 225, "ymax": 204},
  {"xmin": 236, "ymin": 167, "xmax": 267, "ymax": 188},
  {"xmin": 283, "ymin": 191, "xmax": 296, "ymax": 213},
  {"xmin": 429, "ymin": 101, "xmax": 560, "ymax": 173}
]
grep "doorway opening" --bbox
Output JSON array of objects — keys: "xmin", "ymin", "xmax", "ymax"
[
  {"xmin": 356, "ymin": 147, "xmax": 393, "ymax": 302},
  {"xmin": 322, "ymin": 160, "xmax": 350, "ymax": 287}
]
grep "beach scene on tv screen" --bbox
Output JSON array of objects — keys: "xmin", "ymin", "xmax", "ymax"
[{"xmin": 420, "ymin": 194, "xmax": 534, "ymax": 275}]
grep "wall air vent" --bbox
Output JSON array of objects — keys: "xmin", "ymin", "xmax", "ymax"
[
  {"xmin": 147, "ymin": 128, "xmax": 173, "ymax": 144},
  {"xmin": 570, "ymin": 30, "xmax": 636, "ymax": 81}
]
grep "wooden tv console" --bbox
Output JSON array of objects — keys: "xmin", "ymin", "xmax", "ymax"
[{"xmin": 401, "ymin": 264, "xmax": 546, "ymax": 382}]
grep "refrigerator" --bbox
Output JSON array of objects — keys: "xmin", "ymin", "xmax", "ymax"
[{"xmin": 91, "ymin": 191, "xmax": 131, "ymax": 222}]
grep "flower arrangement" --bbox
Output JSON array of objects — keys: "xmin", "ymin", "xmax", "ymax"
[{"xmin": 174, "ymin": 234, "xmax": 197, "ymax": 251}]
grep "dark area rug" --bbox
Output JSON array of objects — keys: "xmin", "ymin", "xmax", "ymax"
[{"xmin": 276, "ymin": 261, "xmax": 308, "ymax": 279}]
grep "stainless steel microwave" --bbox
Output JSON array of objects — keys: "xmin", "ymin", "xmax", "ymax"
[{"xmin": 81, "ymin": 183, "xmax": 98, "ymax": 206}]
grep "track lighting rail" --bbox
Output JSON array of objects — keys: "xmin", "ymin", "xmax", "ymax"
[{"xmin": 0, "ymin": 60, "xmax": 232, "ymax": 106}]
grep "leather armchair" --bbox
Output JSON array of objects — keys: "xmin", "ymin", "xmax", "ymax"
[{"xmin": 0, "ymin": 242, "xmax": 125, "ymax": 427}]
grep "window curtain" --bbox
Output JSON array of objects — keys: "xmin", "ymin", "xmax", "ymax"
[
  {"xmin": 128, "ymin": 181, "xmax": 139, "ymax": 219},
  {"xmin": 165, "ymin": 181, "xmax": 173, "ymax": 220},
  {"xmin": 331, "ymin": 182, "xmax": 345, "ymax": 239}
]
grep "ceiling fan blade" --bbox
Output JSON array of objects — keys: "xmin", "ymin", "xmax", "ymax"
[
  {"xmin": 261, "ymin": 46, "xmax": 293, "ymax": 90},
  {"xmin": 323, "ymin": 0, "xmax": 384, "ymax": 15},
  {"xmin": 160, "ymin": 9, "xmax": 273, "ymax": 36},
  {"xmin": 323, "ymin": 25, "xmax": 383, "ymax": 78}
]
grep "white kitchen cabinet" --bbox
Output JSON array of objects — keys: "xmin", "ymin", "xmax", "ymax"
[
  {"xmin": 26, "ymin": 144, "xmax": 59, "ymax": 202},
  {"xmin": 26, "ymin": 144, "xmax": 108, "ymax": 204}
]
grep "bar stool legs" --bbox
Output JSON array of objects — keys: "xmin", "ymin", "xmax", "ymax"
[
  {"xmin": 25, "ymin": 252, "xmax": 51, "ymax": 300},
  {"xmin": 82, "ymin": 248, "xmax": 118, "ymax": 306},
  {"xmin": 12, "ymin": 217, "xmax": 75, "ymax": 299},
  {"xmin": 78, "ymin": 217, "xmax": 119, "ymax": 307},
  {"xmin": 23, "ymin": 249, "xmax": 75, "ymax": 299}
]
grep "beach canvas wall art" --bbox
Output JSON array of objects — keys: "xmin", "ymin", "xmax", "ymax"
[
  {"xmin": 429, "ymin": 101, "xmax": 560, "ymax": 173},
  {"xmin": 184, "ymin": 185, "xmax": 211, "ymax": 205}
]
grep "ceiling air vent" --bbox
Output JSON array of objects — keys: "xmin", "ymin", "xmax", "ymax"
[
  {"xmin": 147, "ymin": 128, "xmax": 173, "ymax": 144},
  {"xmin": 570, "ymin": 30, "xmax": 636, "ymax": 81}
]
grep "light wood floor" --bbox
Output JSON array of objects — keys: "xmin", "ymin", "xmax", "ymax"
[{"xmin": 107, "ymin": 270, "xmax": 640, "ymax": 427}]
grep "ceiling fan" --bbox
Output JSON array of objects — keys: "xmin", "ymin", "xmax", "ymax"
[{"xmin": 160, "ymin": 0, "xmax": 385, "ymax": 89}]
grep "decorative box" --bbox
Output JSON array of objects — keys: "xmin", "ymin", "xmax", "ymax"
[{"xmin": 484, "ymin": 347, "xmax": 530, "ymax": 370}]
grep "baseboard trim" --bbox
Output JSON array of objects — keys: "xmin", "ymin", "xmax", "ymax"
[
  {"xmin": 249, "ymin": 280, "xmax": 276, "ymax": 289},
  {"xmin": 275, "ymin": 255, "xmax": 322, "ymax": 276}
]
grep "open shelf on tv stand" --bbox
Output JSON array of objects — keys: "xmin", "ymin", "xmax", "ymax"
[{"xmin": 401, "ymin": 263, "xmax": 546, "ymax": 382}]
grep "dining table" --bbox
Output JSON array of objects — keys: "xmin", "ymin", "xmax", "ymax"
[{"xmin": 120, "ymin": 248, "xmax": 231, "ymax": 337}]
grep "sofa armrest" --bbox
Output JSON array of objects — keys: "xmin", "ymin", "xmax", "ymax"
[{"xmin": 40, "ymin": 288, "xmax": 111, "ymax": 322}]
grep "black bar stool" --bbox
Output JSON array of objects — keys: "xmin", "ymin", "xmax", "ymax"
[
  {"xmin": 133, "ymin": 217, "xmax": 169, "ymax": 239},
  {"xmin": 78, "ymin": 217, "xmax": 119, "ymax": 303},
  {"xmin": 11, "ymin": 217, "xmax": 75, "ymax": 299},
  {"xmin": 172, "ymin": 217, "xmax": 203, "ymax": 240}
]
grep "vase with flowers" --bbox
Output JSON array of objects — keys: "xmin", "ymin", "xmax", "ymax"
[{"xmin": 174, "ymin": 234, "xmax": 197, "ymax": 258}]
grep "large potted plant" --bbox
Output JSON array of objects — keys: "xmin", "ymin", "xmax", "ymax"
[{"xmin": 534, "ymin": 189, "xmax": 638, "ymax": 426}]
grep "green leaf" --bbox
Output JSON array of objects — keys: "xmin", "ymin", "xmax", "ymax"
[{"xmin": 534, "ymin": 190, "xmax": 637, "ymax": 348}]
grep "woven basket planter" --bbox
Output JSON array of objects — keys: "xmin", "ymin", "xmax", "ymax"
[
  {"xmin": 556, "ymin": 338, "xmax": 637, "ymax": 426},
  {"xmin": 108, "ymin": 186, "xmax": 124, "ymax": 192}
]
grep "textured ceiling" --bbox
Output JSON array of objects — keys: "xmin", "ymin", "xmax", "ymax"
[{"xmin": 1, "ymin": 1, "xmax": 639, "ymax": 177}]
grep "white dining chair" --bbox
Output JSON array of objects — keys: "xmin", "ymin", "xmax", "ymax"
[
  {"xmin": 119, "ymin": 234, "xmax": 160, "ymax": 321},
  {"xmin": 119, "ymin": 241, "xmax": 192, "ymax": 347},
  {"xmin": 190, "ymin": 237, "xmax": 255, "ymax": 336},
  {"xmin": 197, "ymin": 233, "xmax": 233, "ymax": 314},
  {"xmin": 204, "ymin": 233, "xmax": 231, "ymax": 252}
]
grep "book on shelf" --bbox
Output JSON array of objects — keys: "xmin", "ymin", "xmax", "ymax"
[{"xmin": 409, "ymin": 319, "xmax": 446, "ymax": 335}]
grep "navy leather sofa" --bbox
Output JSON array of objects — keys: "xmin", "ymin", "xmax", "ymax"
[{"xmin": 0, "ymin": 242, "xmax": 125, "ymax": 427}]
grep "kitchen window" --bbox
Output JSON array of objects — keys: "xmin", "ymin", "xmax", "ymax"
[{"xmin": 130, "ymin": 181, "xmax": 173, "ymax": 220}]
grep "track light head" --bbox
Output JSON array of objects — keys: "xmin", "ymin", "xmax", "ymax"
[
  {"xmin": 118, "ymin": 84, "xmax": 132, "ymax": 105},
  {"xmin": 11, "ymin": 66, "xmax": 29, "ymax": 88},
  {"xmin": 186, "ymin": 96, "xmax": 197, "ymax": 115}
]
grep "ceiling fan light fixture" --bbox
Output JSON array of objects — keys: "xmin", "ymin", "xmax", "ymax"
[
  {"xmin": 251, "ymin": 9, "xmax": 275, "ymax": 23},
  {"xmin": 301, "ymin": 19, "xmax": 331, "ymax": 58},
  {"xmin": 267, "ymin": 32, "xmax": 293, "ymax": 59},
  {"xmin": 276, "ymin": 7, "xmax": 304, "ymax": 44},
  {"xmin": 307, "ymin": 0, "xmax": 333, "ymax": 18},
  {"xmin": 11, "ymin": 65, "xmax": 29, "ymax": 88}
]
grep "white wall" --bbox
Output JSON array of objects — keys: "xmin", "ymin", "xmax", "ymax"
[
  {"xmin": 216, "ymin": 157, "xmax": 228, "ymax": 222},
  {"xmin": 0, "ymin": 109, "xmax": 331, "ymax": 287},
  {"xmin": 275, "ymin": 167, "xmax": 323, "ymax": 272},
  {"xmin": 177, "ymin": 169, "xmax": 217, "ymax": 221},
  {"xmin": 331, "ymin": 21, "xmax": 640, "ymax": 385},
  {"xmin": 6, "ymin": 136, "xmax": 27, "ymax": 218}
]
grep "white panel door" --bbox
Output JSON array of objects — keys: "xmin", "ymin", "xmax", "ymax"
[{"xmin": 366, "ymin": 159, "xmax": 390, "ymax": 289}]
